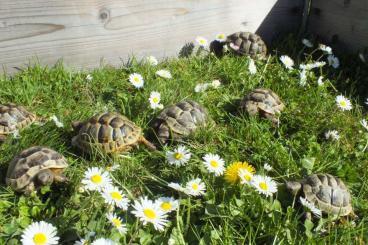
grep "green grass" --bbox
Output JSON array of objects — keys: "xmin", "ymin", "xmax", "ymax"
[{"xmin": 0, "ymin": 38, "xmax": 368, "ymax": 244}]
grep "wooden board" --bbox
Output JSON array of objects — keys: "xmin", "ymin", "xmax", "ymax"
[
  {"xmin": 309, "ymin": 0, "xmax": 368, "ymax": 52},
  {"xmin": 0, "ymin": 0, "xmax": 302, "ymax": 73}
]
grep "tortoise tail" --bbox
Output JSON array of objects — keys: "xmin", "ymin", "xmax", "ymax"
[{"xmin": 139, "ymin": 136, "xmax": 157, "ymax": 151}]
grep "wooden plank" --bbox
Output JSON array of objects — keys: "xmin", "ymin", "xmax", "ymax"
[
  {"xmin": 309, "ymin": 0, "xmax": 368, "ymax": 52},
  {"xmin": 0, "ymin": 0, "xmax": 302, "ymax": 73}
]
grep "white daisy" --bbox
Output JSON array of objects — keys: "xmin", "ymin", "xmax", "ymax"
[
  {"xmin": 195, "ymin": 36, "xmax": 208, "ymax": 48},
  {"xmin": 91, "ymin": 238, "xmax": 116, "ymax": 245},
  {"xmin": 194, "ymin": 83, "xmax": 210, "ymax": 93},
  {"xmin": 50, "ymin": 115, "xmax": 64, "ymax": 128},
  {"xmin": 359, "ymin": 53, "xmax": 366, "ymax": 63},
  {"xmin": 263, "ymin": 163, "xmax": 273, "ymax": 172},
  {"xmin": 86, "ymin": 74, "xmax": 93, "ymax": 81},
  {"xmin": 202, "ymin": 153, "xmax": 225, "ymax": 176},
  {"xmin": 156, "ymin": 69, "xmax": 172, "ymax": 79},
  {"xmin": 155, "ymin": 197, "xmax": 179, "ymax": 213},
  {"xmin": 302, "ymin": 38, "xmax": 313, "ymax": 48},
  {"xmin": 300, "ymin": 62, "xmax": 326, "ymax": 70},
  {"xmin": 106, "ymin": 213, "xmax": 127, "ymax": 235},
  {"xmin": 131, "ymin": 196, "xmax": 168, "ymax": 231},
  {"xmin": 319, "ymin": 44, "xmax": 332, "ymax": 54},
  {"xmin": 74, "ymin": 238, "xmax": 88, "ymax": 245},
  {"xmin": 166, "ymin": 145, "xmax": 191, "ymax": 166},
  {"xmin": 149, "ymin": 91, "xmax": 164, "ymax": 109},
  {"xmin": 238, "ymin": 168, "xmax": 254, "ymax": 185},
  {"xmin": 325, "ymin": 130, "xmax": 340, "ymax": 141},
  {"xmin": 327, "ymin": 55, "xmax": 340, "ymax": 69},
  {"xmin": 185, "ymin": 178, "xmax": 206, "ymax": 196},
  {"xmin": 215, "ymin": 33, "xmax": 226, "ymax": 42},
  {"xmin": 299, "ymin": 69, "xmax": 307, "ymax": 86},
  {"xmin": 81, "ymin": 167, "xmax": 112, "ymax": 192},
  {"xmin": 21, "ymin": 221, "xmax": 59, "ymax": 245},
  {"xmin": 360, "ymin": 119, "xmax": 368, "ymax": 131},
  {"xmin": 101, "ymin": 185, "xmax": 129, "ymax": 210},
  {"xmin": 300, "ymin": 197, "xmax": 322, "ymax": 218},
  {"xmin": 317, "ymin": 76, "xmax": 324, "ymax": 86},
  {"xmin": 145, "ymin": 56, "xmax": 158, "ymax": 66},
  {"xmin": 168, "ymin": 182, "xmax": 186, "ymax": 193},
  {"xmin": 336, "ymin": 95, "xmax": 352, "ymax": 111},
  {"xmin": 279, "ymin": 55, "xmax": 294, "ymax": 70},
  {"xmin": 248, "ymin": 59, "xmax": 257, "ymax": 74},
  {"xmin": 128, "ymin": 73, "xmax": 144, "ymax": 88},
  {"xmin": 211, "ymin": 80, "xmax": 221, "ymax": 88},
  {"xmin": 366, "ymin": 98, "xmax": 368, "ymax": 106},
  {"xmin": 251, "ymin": 175, "xmax": 278, "ymax": 197}
]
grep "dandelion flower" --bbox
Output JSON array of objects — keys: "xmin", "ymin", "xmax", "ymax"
[
  {"xmin": 145, "ymin": 56, "xmax": 158, "ymax": 66},
  {"xmin": 21, "ymin": 221, "xmax": 59, "ymax": 245},
  {"xmin": 101, "ymin": 186, "xmax": 129, "ymax": 210},
  {"xmin": 202, "ymin": 153, "xmax": 225, "ymax": 176},
  {"xmin": 263, "ymin": 163, "xmax": 272, "ymax": 172},
  {"xmin": 149, "ymin": 91, "xmax": 164, "ymax": 109},
  {"xmin": 302, "ymin": 39, "xmax": 313, "ymax": 48},
  {"xmin": 248, "ymin": 59, "xmax": 257, "ymax": 74},
  {"xmin": 215, "ymin": 33, "xmax": 226, "ymax": 42},
  {"xmin": 168, "ymin": 182, "xmax": 186, "ymax": 193},
  {"xmin": 251, "ymin": 175, "xmax": 278, "ymax": 197},
  {"xmin": 280, "ymin": 55, "xmax": 294, "ymax": 69},
  {"xmin": 300, "ymin": 197, "xmax": 322, "ymax": 218},
  {"xmin": 156, "ymin": 69, "xmax": 172, "ymax": 79},
  {"xmin": 131, "ymin": 196, "xmax": 168, "ymax": 231},
  {"xmin": 317, "ymin": 76, "xmax": 324, "ymax": 86},
  {"xmin": 194, "ymin": 83, "xmax": 210, "ymax": 93},
  {"xmin": 195, "ymin": 36, "xmax": 208, "ymax": 48},
  {"xmin": 128, "ymin": 73, "xmax": 144, "ymax": 88},
  {"xmin": 336, "ymin": 95, "xmax": 352, "ymax": 111},
  {"xmin": 106, "ymin": 213, "xmax": 127, "ymax": 235},
  {"xmin": 224, "ymin": 161, "xmax": 256, "ymax": 184},
  {"xmin": 50, "ymin": 115, "xmax": 64, "ymax": 128},
  {"xmin": 360, "ymin": 119, "xmax": 368, "ymax": 131},
  {"xmin": 319, "ymin": 44, "xmax": 332, "ymax": 54},
  {"xmin": 185, "ymin": 178, "xmax": 206, "ymax": 196},
  {"xmin": 81, "ymin": 167, "xmax": 112, "ymax": 192},
  {"xmin": 86, "ymin": 74, "xmax": 93, "ymax": 81},
  {"xmin": 155, "ymin": 197, "xmax": 179, "ymax": 213},
  {"xmin": 327, "ymin": 55, "xmax": 340, "ymax": 69},
  {"xmin": 238, "ymin": 168, "xmax": 254, "ymax": 185},
  {"xmin": 166, "ymin": 145, "xmax": 191, "ymax": 166},
  {"xmin": 91, "ymin": 238, "xmax": 116, "ymax": 245},
  {"xmin": 325, "ymin": 130, "xmax": 340, "ymax": 141},
  {"xmin": 211, "ymin": 80, "xmax": 221, "ymax": 88}
]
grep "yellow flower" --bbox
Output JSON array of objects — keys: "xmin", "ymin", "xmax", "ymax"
[{"xmin": 224, "ymin": 161, "xmax": 256, "ymax": 184}]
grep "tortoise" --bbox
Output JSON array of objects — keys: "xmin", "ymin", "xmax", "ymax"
[
  {"xmin": 286, "ymin": 173, "xmax": 354, "ymax": 219},
  {"xmin": 0, "ymin": 103, "xmax": 37, "ymax": 142},
  {"xmin": 225, "ymin": 32, "xmax": 267, "ymax": 59},
  {"xmin": 239, "ymin": 88, "xmax": 284, "ymax": 124},
  {"xmin": 72, "ymin": 112, "xmax": 156, "ymax": 153},
  {"xmin": 152, "ymin": 100, "xmax": 209, "ymax": 144},
  {"xmin": 6, "ymin": 146, "xmax": 68, "ymax": 194}
]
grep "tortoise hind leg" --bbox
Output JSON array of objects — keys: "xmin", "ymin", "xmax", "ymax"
[{"xmin": 138, "ymin": 136, "xmax": 157, "ymax": 151}]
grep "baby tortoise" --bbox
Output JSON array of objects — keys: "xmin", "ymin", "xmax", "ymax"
[
  {"xmin": 6, "ymin": 146, "xmax": 68, "ymax": 194},
  {"xmin": 239, "ymin": 88, "xmax": 284, "ymax": 124},
  {"xmin": 72, "ymin": 112, "xmax": 156, "ymax": 153},
  {"xmin": 0, "ymin": 103, "xmax": 37, "ymax": 142},
  {"xmin": 152, "ymin": 100, "xmax": 209, "ymax": 144},
  {"xmin": 226, "ymin": 32, "xmax": 267, "ymax": 59},
  {"xmin": 286, "ymin": 173, "xmax": 354, "ymax": 219}
]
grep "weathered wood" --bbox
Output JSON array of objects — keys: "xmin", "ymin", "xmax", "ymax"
[
  {"xmin": 0, "ymin": 0, "xmax": 302, "ymax": 73},
  {"xmin": 309, "ymin": 0, "xmax": 368, "ymax": 52}
]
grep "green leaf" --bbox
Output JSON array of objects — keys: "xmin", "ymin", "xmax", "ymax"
[{"xmin": 301, "ymin": 157, "xmax": 316, "ymax": 174}]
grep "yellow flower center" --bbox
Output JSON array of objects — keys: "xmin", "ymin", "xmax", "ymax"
[
  {"xmin": 143, "ymin": 208, "xmax": 157, "ymax": 219},
  {"xmin": 91, "ymin": 174, "xmax": 102, "ymax": 184},
  {"xmin": 259, "ymin": 182, "xmax": 268, "ymax": 190},
  {"xmin": 33, "ymin": 233, "xmax": 47, "ymax": 245},
  {"xmin": 133, "ymin": 77, "xmax": 140, "ymax": 83},
  {"xmin": 174, "ymin": 152, "xmax": 183, "ymax": 160},
  {"xmin": 112, "ymin": 218, "xmax": 122, "ymax": 227},
  {"xmin": 200, "ymin": 39, "xmax": 205, "ymax": 44},
  {"xmin": 110, "ymin": 191, "xmax": 122, "ymax": 201},
  {"xmin": 210, "ymin": 160, "xmax": 218, "ymax": 168},
  {"xmin": 191, "ymin": 183, "xmax": 199, "ymax": 190},
  {"xmin": 152, "ymin": 97, "xmax": 159, "ymax": 103},
  {"xmin": 339, "ymin": 101, "xmax": 347, "ymax": 107},
  {"xmin": 160, "ymin": 202, "xmax": 172, "ymax": 211},
  {"xmin": 217, "ymin": 34, "xmax": 224, "ymax": 39},
  {"xmin": 242, "ymin": 174, "xmax": 252, "ymax": 182}
]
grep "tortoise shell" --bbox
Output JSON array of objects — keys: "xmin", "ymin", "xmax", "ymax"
[
  {"xmin": 239, "ymin": 88, "xmax": 284, "ymax": 123},
  {"xmin": 226, "ymin": 32, "xmax": 267, "ymax": 59},
  {"xmin": 0, "ymin": 103, "xmax": 36, "ymax": 136},
  {"xmin": 289, "ymin": 174, "xmax": 353, "ymax": 216},
  {"xmin": 152, "ymin": 100, "xmax": 209, "ymax": 144},
  {"xmin": 6, "ymin": 146, "xmax": 68, "ymax": 192},
  {"xmin": 72, "ymin": 112, "xmax": 154, "ymax": 153}
]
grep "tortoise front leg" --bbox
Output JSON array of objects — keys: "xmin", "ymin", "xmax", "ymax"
[
  {"xmin": 138, "ymin": 136, "xmax": 157, "ymax": 151},
  {"xmin": 23, "ymin": 182, "xmax": 36, "ymax": 195}
]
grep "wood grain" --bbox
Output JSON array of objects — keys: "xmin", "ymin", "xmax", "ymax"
[
  {"xmin": 309, "ymin": 0, "xmax": 368, "ymax": 52},
  {"xmin": 0, "ymin": 0, "xmax": 302, "ymax": 73}
]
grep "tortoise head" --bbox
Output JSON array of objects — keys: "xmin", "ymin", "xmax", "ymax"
[
  {"xmin": 72, "ymin": 121, "xmax": 83, "ymax": 131},
  {"xmin": 36, "ymin": 169, "xmax": 54, "ymax": 186},
  {"xmin": 286, "ymin": 181, "xmax": 302, "ymax": 196}
]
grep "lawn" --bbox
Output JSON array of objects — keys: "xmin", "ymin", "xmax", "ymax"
[{"xmin": 0, "ymin": 36, "xmax": 367, "ymax": 244}]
